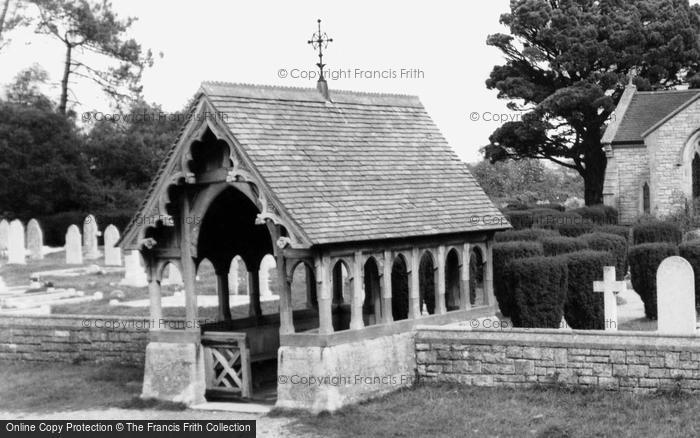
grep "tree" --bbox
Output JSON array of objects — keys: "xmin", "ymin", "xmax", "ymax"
[
  {"xmin": 83, "ymin": 99, "xmax": 183, "ymax": 210},
  {"xmin": 484, "ymin": 0, "xmax": 700, "ymax": 205},
  {"xmin": 468, "ymin": 158, "xmax": 583, "ymax": 204},
  {"xmin": 0, "ymin": 102, "xmax": 95, "ymax": 217},
  {"xmin": 4, "ymin": 64, "xmax": 54, "ymax": 110},
  {"xmin": 0, "ymin": 0, "xmax": 28, "ymax": 49},
  {"xmin": 29, "ymin": 0, "xmax": 153, "ymax": 114}
]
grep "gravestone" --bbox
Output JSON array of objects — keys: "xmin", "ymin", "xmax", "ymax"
[
  {"xmin": 657, "ymin": 256, "xmax": 696, "ymax": 335},
  {"xmin": 259, "ymin": 256, "xmax": 276, "ymax": 297},
  {"xmin": 0, "ymin": 276, "xmax": 7, "ymax": 293},
  {"xmin": 120, "ymin": 250, "xmax": 148, "ymax": 287},
  {"xmin": 103, "ymin": 225, "xmax": 122, "ymax": 266},
  {"xmin": 65, "ymin": 225, "xmax": 83, "ymax": 264},
  {"xmin": 165, "ymin": 264, "xmax": 183, "ymax": 286},
  {"xmin": 7, "ymin": 220, "xmax": 25, "ymax": 264},
  {"xmin": 229, "ymin": 257, "xmax": 240, "ymax": 295},
  {"xmin": 83, "ymin": 215, "xmax": 100, "ymax": 260},
  {"xmin": 593, "ymin": 266, "xmax": 625, "ymax": 331},
  {"xmin": 0, "ymin": 219, "xmax": 9, "ymax": 255},
  {"xmin": 26, "ymin": 219, "xmax": 43, "ymax": 260}
]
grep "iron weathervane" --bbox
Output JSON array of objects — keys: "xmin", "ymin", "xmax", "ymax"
[{"xmin": 308, "ymin": 19, "xmax": 333, "ymax": 81}]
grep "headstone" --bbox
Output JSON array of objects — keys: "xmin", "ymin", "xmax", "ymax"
[
  {"xmin": 26, "ymin": 219, "xmax": 43, "ymax": 260},
  {"xmin": 593, "ymin": 266, "xmax": 626, "ymax": 331},
  {"xmin": 103, "ymin": 224, "xmax": 122, "ymax": 266},
  {"xmin": 0, "ymin": 219, "xmax": 9, "ymax": 255},
  {"xmin": 120, "ymin": 250, "xmax": 148, "ymax": 287},
  {"xmin": 163, "ymin": 264, "xmax": 183, "ymax": 286},
  {"xmin": 657, "ymin": 256, "xmax": 696, "ymax": 335},
  {"xmin": 83, "ymin": 215, "xmax": 100, "ymax": 260},
  {"xmin": 564, "ymin": 197, "xmax": 585, "ymax": 210},
  {"xmin": 0, "ymin": 276, "xmax": 7, "ymax": 293},
  {"xmin": 7, "ymin": 220, "xmax": 25, "ymax": 264},
  {"xmin": 259, "ymin": 256, "xmax": 276, "ymax": 297},
  {"xmin": 229, "ymin": 257, "xmax": 240, "ymax": 295},
  {"xmin": 65, "ymin": 225, "xmax": 83, "ymax": 265}
]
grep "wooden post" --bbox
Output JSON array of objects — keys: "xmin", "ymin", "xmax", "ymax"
[
  {"xmin": 381, "ymin": 250, "xmax": 394, "ymax": 324},
  {"xmin": 436, "ymin": 245, "xmax": 447, "ymax": 314},
  {"xmin": 180, "ymin": 193, "xmax": 198, "ymax": 331},
  {"xmin": 350, "ymin": 251, "xmax": 365, "ymax": 330},
  {"xmin": 461, "ymin": 243, "xmax": 471, "ymax": 310},
  {"xmin": 275, "ymin": 253, "xmax": 294, "ymax": 335},
  {"xmin": 248, "ymin": 270, "xmax": 262, "ymax": 317},
  {"xmin": 147, "ymin": 263, "xmax": 163, "ymax": 330},
  {"xmin": 216, "ymin": 272, "xmax": 232, "ymax": 322},
  {"xmin": 484, "ymin": 242, "xmax": 495, "ymax": 306},
  {"xmin": 317, "ymin": 255, "xmax": 334, "ymax": 334}
]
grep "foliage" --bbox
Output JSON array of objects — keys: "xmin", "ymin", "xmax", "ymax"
[
  {"xmin": 678, "ymin": 242, "xmax": 700, "ymax": 308},
  {"xmin": 3, "ymin": 64, "xmax": 54, "ymax": 110},
  {"xmin": 495, "ymin": 228, "xmax": 559, "ymax": 242},
  {"xmin": 579, "ymin": 232, "xmax": 628, "ymax": 281},
  {"xmin": 563, "ymin": 250, "xmax": 615, "ymax": 330},
  {"xmin": 541, "ymin": 236, "xmax": 589, "ymax": 256},
  {"xmin": 28, "ymin": 0, "xmax": 154, "ymax": 113},
  {"xmin": 632, "ymin": 221, "xmax": 683, "ymax": 245},
  {"xmin": 572, "ymin": 205, "xmax": 618, "ymax": 225},
  {"xmin": 594, "ymin": 225, "xmax": 631, "ymax": 242},
  {"xmin": 468, "ymin": 158, "xmax": 583, "ymax": 205},
  {"xmin": 629, "ymin": 243, "xmax": 678, "ymax": 319},
  {"xmin": 0, "ymin": 0, "xmax": 29, "ymax": 50},
  {"xmin": 493, "ymin": 241, "xmax": 544, "ymax": 317},
  {"xmin": 0, "ymin": 102, "xmax": 95, "ymax": 218},
  {"xmin": 483, "ymin": 0, "xmax": 700, "ymax": 204},
  {"xmin": 508, "ymin": 256, "xmax": 568, "ymax": 328},
  {"xmin": 553, "ymin": 223, "xmax": 596, "ymax": 238}
]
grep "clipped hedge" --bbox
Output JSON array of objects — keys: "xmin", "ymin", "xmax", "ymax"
[
  {"xmin": 580, "ymin": 232, "xmax": 628, "ymax": 280},
  {"xmin": 629, "ymin": 243, "xmax": 679, "ymax": 319},
  {"xmin": 595, "ymin": 225, "xmax": 631, "ymax": 242},
  {"xmin": 493, "ymin": 241, "xmax": 544, "ymax": 317},
  {"xmin": 679, "ymin": 241, "xmax": 700, "ymax": 308},
  {"xmin": 495, "ymin": 228, "xmax": 560, "ymax": 242},
  {"xmin": 503, "ymin": 210, "xmax": 534, "ymax": 230},
  {"xmin": 563, "ymin": 250, "xmax": 615, "ymax": 330},
  {"xmin": 532, "ymin": 209, "xmax": 585, "ymax": 229},
  {"xmin": 541, "ymin": 236, "xmax": 589, "ymax": 256},
  {"xmin": 553, "ymin": 223, "xmax": 596, "ymax": 238},
  {"xmin": 572, "ymin": 205, "xmax": 619, "ymax": 225},
  {"xmin": 632, "ymin": 221, "xmax": 682, "ymax": 245},
  {"xmin": 508, "ymin": 256, "xmax": 568, "ymax": 328}
]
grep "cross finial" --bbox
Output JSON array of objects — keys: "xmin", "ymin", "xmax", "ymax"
[{"xmin": 307, "ymin": 19, "xmax": 333, "ymax": 81}]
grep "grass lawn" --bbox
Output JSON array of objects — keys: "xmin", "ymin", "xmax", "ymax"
[
  {"xmin": 282, "ymin": 384, "xmax": 700, "ymax": 437},
  {"xmin": 2, "ymin": 360, "xmax": 699, "ymax": 437}
]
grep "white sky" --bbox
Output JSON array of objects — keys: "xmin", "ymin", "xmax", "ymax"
[{"xmin": 2, "ymin": 0, "xmax": 699, "ymax": 163}]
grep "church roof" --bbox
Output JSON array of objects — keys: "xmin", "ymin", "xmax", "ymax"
[
  {"xmin": 605, "ymin": 88, "xmax": 700, "ymax": 145},
  {"xmin": 121, "ymin": 82, "xmax": 508, "ymax": 248}
]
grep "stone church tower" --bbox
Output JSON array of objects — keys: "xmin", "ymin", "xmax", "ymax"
[{"xmin": 603, "ymin": 85, "xmax": 700, "ymax": 223}]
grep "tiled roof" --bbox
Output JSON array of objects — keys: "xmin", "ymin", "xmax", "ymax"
[
  {"xmin": 122, "ymin": 82, "xmax": 509, "ymax": 247},
  {"xmin": 610, "ymin": 89, "xmax": 700, "ymax": 144}
]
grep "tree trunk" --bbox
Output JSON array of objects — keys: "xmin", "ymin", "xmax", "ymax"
[
  {"xmin": 0, "ymin": 0, "xmax": 10, "ymax": 38},
  {"xmin": 58, "ymin": 42, "xmax": 72, "ymax": 114},
  {"xmin": 582, "ymin": 134, "xmax": 607, "ymax": 206}
]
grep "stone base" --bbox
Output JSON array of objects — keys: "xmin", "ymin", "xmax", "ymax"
[
  {"xmin": 141, "ymin": 341, "xmax": 206, "ymax": 405},
  {"xmin": 276, "ymin": 332, "xmax": 416, "ymax": 413}
]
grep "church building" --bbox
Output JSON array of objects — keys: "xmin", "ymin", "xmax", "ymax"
[{"xmin": 602, "ymin": 84, "xmax": 700, "ymax": 223}]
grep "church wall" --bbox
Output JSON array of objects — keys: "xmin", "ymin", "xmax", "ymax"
[
  {"xmin": 605, "ymin": 145, "xmax": 649, "ymax": 223},
  {"xmin": 646, "ymin": 99, "xmax": 700, "ymax": 217}
]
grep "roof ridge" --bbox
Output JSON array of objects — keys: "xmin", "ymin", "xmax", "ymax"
[
  {"xmin": 635, "ymin": 88, "xmax": 700, "ymax": 95},
  {"xmin": 200, "ymin": 80, "xmax": 419, "ymax": 99}
]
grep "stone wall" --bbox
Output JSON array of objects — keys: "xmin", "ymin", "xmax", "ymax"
[
  {"xmin": 416, "ymin": 327, "xmax": 700, "ymax": 392},
  {"xmin": 647, "ymin": 98, "xmax": 700, "ymax": 217},
  {"xmin": 0, "ymin": 314, "xmax": 158, "ymax": 365},
  {"xmin": 276, "ymin": 331, "xmax": 416, "ymax": 413},
  {"xmin": 604, "ymin": 145, "xmax": 649, "ymax": 224}
]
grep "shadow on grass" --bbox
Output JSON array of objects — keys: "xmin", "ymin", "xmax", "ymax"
[{"xmin": 117, "ymin": 398, "xmax": 187, "ymax": 411}]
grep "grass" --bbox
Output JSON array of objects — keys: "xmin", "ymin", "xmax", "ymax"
[
  {"xmin": 0, "ymin": 360, "xmax": 144, "ymax": 413},
  {"xmin": 280, "ymin": 383, "xmax": 700, "ymax": 438}
]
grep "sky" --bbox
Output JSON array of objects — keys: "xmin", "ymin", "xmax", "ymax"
[{"xmin": 2, "ymin": 0, "xmax": 697, "ymax": 163}]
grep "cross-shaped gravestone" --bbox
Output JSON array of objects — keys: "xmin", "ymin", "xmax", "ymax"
[{"xmin": 593, "ymin": 266, "xmax": 625, "ymax": 331}]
